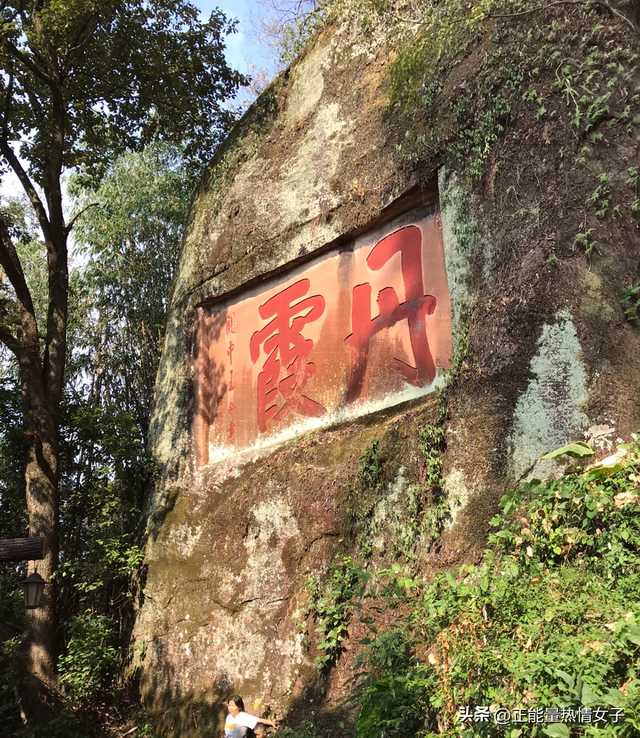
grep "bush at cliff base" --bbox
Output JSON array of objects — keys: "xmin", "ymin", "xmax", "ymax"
[{"xmin": 350, "ymin": 437, "xmax": 640, "ymax": 738}]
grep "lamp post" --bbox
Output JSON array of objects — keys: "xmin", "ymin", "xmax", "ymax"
[
  {"xmin": 23, "ymin": 572, "xmax": 46, "ymax": 610},
  {"xmin": 0, "ymin": 537, "xmax": 47, "ymax": 726},
  {"xmin": 0, "ymin": 537, "xmax": 47, "ymax": 609}
]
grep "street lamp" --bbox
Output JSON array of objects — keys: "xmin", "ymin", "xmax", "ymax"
[{"xmin": 23, "ymin": 572, "xmax": 46, "ymax": 609}]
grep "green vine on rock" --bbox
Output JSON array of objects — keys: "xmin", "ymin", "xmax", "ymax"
[
  {"xmin": 622, "ymin": 281, "xmax": 640, "ymax": 320},
  {"xmin": 308, "ymin": 554, "xmax": 369, "ymax": 669},
  {"xmin": 394, "ymin": 308, "xmax": 472, "ymax": 558},
  {"xmin": 437, "ymin": 302, "xmax": 472, "ymax": 423},
  {"xmin": 417, "ymin": 426, "xmax": 450, "ymax": 549},
  {"xmin": 345, "ymin": 439, "xmax": 386, "ymax": 558},
  {"xmin": 357, "ymin": 439, "xmax": 384, "ymax": 491}
]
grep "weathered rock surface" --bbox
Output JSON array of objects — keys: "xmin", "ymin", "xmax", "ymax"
[{"xmin": 132, "ymin": 13, "xmax": 640, "ymax": 737}]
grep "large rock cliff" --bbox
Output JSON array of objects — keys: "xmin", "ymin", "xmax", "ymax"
[{"xmin": 131, "ymin": 6, "xmax": 640, "ymax": 735}]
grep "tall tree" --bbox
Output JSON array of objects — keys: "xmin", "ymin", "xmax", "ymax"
[
  {"xmin": 0, "ymin": 0, "xmax": 244, "ymax": 714},
  {"xmin": 68, "ymin": 142, "xmax": 193, "ymax": 439}
]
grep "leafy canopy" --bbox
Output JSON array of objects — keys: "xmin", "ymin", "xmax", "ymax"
[
  {"xmin": 0, "ymin": 0, "xmax": 246, "ymax": 183},
  {"xmin": 68, "ymin": 142, "xmax": 193, "ymax": 436}
]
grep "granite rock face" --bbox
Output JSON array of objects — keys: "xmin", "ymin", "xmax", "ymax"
[{"xmin": 132, "ymin": 18, "xmax": 640, "ymax": 737}]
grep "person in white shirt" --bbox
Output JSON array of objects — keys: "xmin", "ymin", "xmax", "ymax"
[{"xmin": 224, "ymin": 695, "xmax": 277, "ymax": 737}]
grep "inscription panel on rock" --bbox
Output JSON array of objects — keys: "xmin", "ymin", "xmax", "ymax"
[{"xmin": 194, "ymin": 205, "xmax": 452, "ymax": 465}]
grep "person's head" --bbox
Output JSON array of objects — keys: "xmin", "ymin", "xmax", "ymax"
[
  {"xmin": 254, "ymin": 724, "xmax": 268, "ymax": 738},
  {"xmin": 227, "ymin": 695, "xmax": 244, "ymax": 716}
]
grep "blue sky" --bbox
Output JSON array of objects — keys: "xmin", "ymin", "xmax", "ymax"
[
  {"xmin": 196, "ymin": 0, "xmax": 279, "ymax": 81},
  {"xmin": 0, "ymin": 1, "xmax": 278, "ymax": 200}
]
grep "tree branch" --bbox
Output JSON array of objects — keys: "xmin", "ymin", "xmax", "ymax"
[
  {"xmin": 26, "ymin": 88, "xmax": 45, "ymax": 121},
  {"xmin": 0, "ymin": 139, "xmax": 52, "ymax": 242},
  {"xmin": 2, "ymin": 38, "xmax": 54, "ymax": 86},
  {"xmin": 30, "ymin": 6, "xmax": 63, "ymax": 92},
  {"xmin": 0, "ymin": 321, "xmax": 20, "ymax": 355},
  {"xmin": 0, "ymin": 221, "xmax": 37, "ymax": 325},
  {"xmin": 60, "ymin": 8, "xmax": 101, "ymax": 72},
  {"xmin": 65, "ymin": 202, "xmax": 100, "ymax": 235},
  {"xmin": 1, "ymin": 68, "xmax": 15, "ymax": 136},
  {"xmin": 0, "ymin": 223, "xmax": 40, "ymax": 360}
]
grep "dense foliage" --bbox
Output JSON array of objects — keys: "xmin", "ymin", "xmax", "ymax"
[
  {"xmin": 68, "ymin": 142, "xmax": 195, "ymax": 438},
  {"xmin": 0, "ymin": 0, "xmax": 245, "ymax": 181},
  {"xmin": 0, "ymin": 143, "xmax": 191, "ymax": 735},
  {"xmin": 346, "ymin": 440, "xmax": 640, "ymax": 737}
]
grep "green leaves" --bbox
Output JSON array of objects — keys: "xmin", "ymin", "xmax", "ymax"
[
  {"xmin": 57, "ymin": 614, "xmax": 119, "ymax": 702},
  {"xmin": 541, "ymin": 441, "xmax": 595, "ymax": 460},
  {"xmin": 68, "ymin": 142, "xmax": 192, "ymax": 438},
  {"xmin": 0, "ymin": 0, "xmax": 247, "ymax": 183},
  {"xmin": 346, "ymin": 435, "xmax": 640, "ymax": 737},
  {"xmin": 357, "ymin": 440, "xmax": 384, "ymax": 490},
  {"xmin": 308, "ymin": 554, "xmax": 369, "ymax": 668},
  {"xmin": 622, "ymin": 282, "xmax": 640, "ymax": 321},
  {"xmin": 555, "ymin": 669, "xmax": 575, "ymax": 690},
  {"xmin": 498, "ymin": 479, "xmax": 541, "ymax": 516},
  {"xmin": 542, "ymin": 724, "xmax": 570, "ymax": 738}
]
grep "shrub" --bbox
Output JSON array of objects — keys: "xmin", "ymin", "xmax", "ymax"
[
  {"xmin": 349, "ymin": 437, "xmax": 640, "ymax": 737},
  {"xmin": 58, "ymin": 614, "xmax": 119, "ymax": 703}
]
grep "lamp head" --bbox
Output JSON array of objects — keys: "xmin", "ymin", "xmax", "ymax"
[{"xmin": 23, "ymin": 572, "xmax": 46, "ymax": 609}]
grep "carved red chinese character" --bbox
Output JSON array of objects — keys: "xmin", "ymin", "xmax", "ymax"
[
  {"xmin": 250, "ymin": 279, "xmax": 326, "ymax": 432},
  {"xmin": 345, "ymin": 225, "xmax": 437, "ymax": 402}
]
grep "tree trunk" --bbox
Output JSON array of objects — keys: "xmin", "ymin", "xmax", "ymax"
[
  {"xmin": 24, "ymin": 426, "xmax": 59, "ymax": 688},
  {"xmin": 18, "ymin": 361, "xmax": 61, "ymax": 719},
  {"xmin": 12, "ymin": 221, "xmax": 68, "ymax": 719},
  {"xmin": 0, "ymin": 11, "xmax": 69, "ymax": 722}
]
